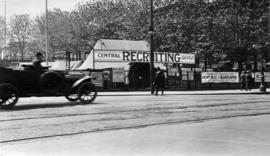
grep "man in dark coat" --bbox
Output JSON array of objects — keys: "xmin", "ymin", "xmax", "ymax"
[
  {"xmin": 154, "ymin": 67, "xmax": 165, "ymax": 96},
  {"xmin": 240, "ymin": 71, "xmax": 246, "ymax": 90},
  {"xmin": 32, "ymin": 52, "xmax": 47, "ymax": 71},
  {"xmin": 245, "ymin": 71, "xmax": 252, "ymax": 91}
]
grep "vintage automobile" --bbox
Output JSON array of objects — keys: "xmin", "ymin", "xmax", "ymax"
[{"xmin": 0, "ymin": 64, "xmax": 97, "ymax": 109}]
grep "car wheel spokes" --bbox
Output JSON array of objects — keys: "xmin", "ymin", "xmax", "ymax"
[
  {"xmin": 81, "ymin": 89, "xmax": 95, "ymax": 100},
  {"xmin": 65, "ymin": 92, "xmax": 78, "ymax": 102},
  {"xmin": 77, "ymin": 82, "xmax": 97, "ymax": 104},
  {"xmin": 69, "ymin": 94, "xmax": 77, "ymax": 99},
  {"xmin": 0, "ymin": 84, "xmax": 19, "ymax": 109},
  {"xmin": 3, "ymin": 93, "xmax": 16, "ymax": 105}
]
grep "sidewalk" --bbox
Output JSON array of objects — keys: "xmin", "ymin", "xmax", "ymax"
[{"xmin": 98, "ymin": 89, "xmax": 269, "ymax": 96}]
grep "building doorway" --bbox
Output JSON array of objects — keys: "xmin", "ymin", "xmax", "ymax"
[{"xmin": 128, "ymin": 62, "xmax": 150, "ymax": 89}]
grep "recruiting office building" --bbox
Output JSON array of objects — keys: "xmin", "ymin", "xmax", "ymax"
[{"xmin": 78, "ymin": 39, "xmax": 195, "ymax": 89}]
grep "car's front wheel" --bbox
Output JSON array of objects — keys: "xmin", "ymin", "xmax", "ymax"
[
  {"xmin": 0, "ymin": 83, "xmax": 19, "ymax": 109},
  {"xmin": 65, "ymin": 93, "xmax": 78, "ymax": 102},
  {"xmin": 77, "ymin": 82, "xmax": 97, "ymax": 104}
]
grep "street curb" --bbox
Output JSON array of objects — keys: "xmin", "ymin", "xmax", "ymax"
[{"xmin": 98, "ymin": 92, "xmax": 269, "ymax": 96}]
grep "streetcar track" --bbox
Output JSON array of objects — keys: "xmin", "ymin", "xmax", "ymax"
[
  {"xmin": 1, "ymin": 108, "xmax": 269, "ymax": 131},
  {"xmin": 0, "ymin": 109, "xmax": 199, "ymax": 130},
  {"xmin": 1, "ymin": 112, "xmax": 270, "ymax": 144},
  {"xmin": 1, "ymin": 100, "xmax": 270, "ymax": 122}
]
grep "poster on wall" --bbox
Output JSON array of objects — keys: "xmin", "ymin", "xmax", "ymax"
[
  {"xmin": 168, "ymin": 67, "xmax": 178, "ymax": 76},
  {"xmin": 201, "ymin": 72, "xmax": 239, "ymax": 83},
  {"xmin": 90, "ymin": 71, "xmax": 103, "ymax": 87},
  {"xmin": 103, "ymin": 70, "xmax": 111, "ymax": 80},
  {"xmin": 254, "ymin": 72, "xmax": 270, "ymax": 82},
  {"xmin": 112, "ymin": 68, "xmax": 125, "ymax": 83}
]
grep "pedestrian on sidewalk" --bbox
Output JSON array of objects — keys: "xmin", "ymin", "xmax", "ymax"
[
  {"xmin": 240, "ymin": 71, "xmax": 246, "ymax": 90},
  {"xmin": 154, "ymin": 67, "xmax": 165, "ymax": 96},
  {"xmin": 245, "ymin": 70, "xmax": 252, "ymax": 91}
]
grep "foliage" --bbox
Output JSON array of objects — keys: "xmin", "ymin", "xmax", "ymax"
[
  {"xmin": 76, "ymin": 0, "xmax": 150, "ymax": 43},
  {"xmin": 154, "ymin": 0, "xmax": 269, "ymax": 66},
  {"xmin": 3, "ymin": 0, "xmax": 269, "ymax": 66},
  {"xmin": 8, "ymin": 15, "xmax": 32, "ymax": 61},
  {"xmin": 0, "ymin": 16, "xmax": 5, "ymax": 48}
]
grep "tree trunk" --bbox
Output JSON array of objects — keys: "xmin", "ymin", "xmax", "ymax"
[
  {"xmin": 20, "ymin": 49, "xmax": 24, "ymax": 61},
  {"xmin": 253, "ymin": 54, "xmax": 257, "ymax": 72}
]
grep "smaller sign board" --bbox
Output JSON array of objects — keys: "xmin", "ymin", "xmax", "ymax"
[
  {"xmin": 199, "ymin": 62, "xmax": 205, "ymax": 68},
  {"xmin": 90, "ymin": 71, "xmax": 103, "ymax": 87},
  {"xmin": 168, "ymin": 67, "xmax": 178, "ymax": 76},
  {"xmin": 194, "ymin": 68, "xmax": 203, "ymax": 72},
  {"xmin": 112, "ymin": 68, "xmax": 125, "ymax": 83},
  {"xmin": 254, "ymin": 72, "xmax": 270, "ymax": 82},
  {"xmin": 201, "ymin": 72, "xmax": 239, "ymax": 83},
  {"xmin": 181, "ymin": 68, "xmax": 192, "ymax": 71}
]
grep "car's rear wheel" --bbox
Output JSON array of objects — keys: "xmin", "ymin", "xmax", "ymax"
[
  {"xmin": 0, "ymin": 83, "xmax": 19, "ymax": 109},
  {"xmin": 77, "ymin": 82, "xmax": 97, "ymax": 104}
]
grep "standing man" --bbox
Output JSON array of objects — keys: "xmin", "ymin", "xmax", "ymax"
[
  {"xmin": 154, "ymin": 67, "xmax": 165, "ymax": 96},
  {"xmin": 240, "ymin": 71, "xmax": 246, "ymax": 90},
  {"xmin": 245, "ymin": 70, "xmax": 252, "ymax": 91}
]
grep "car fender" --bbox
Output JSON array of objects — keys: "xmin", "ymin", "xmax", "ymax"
[{"xmin": 71, "ymin": 76, "xmax": 95, "ymax": 89}]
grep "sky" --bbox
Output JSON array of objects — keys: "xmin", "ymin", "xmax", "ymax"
[{"xmin": 0, "ymin": 0, "xmax": 87, "ymax": 19}]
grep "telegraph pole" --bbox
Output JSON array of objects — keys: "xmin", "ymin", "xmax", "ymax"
[
  {"xmin": 149, "ymin": 0, "xmax": 154, "ymax": 94},
  {"xmin": 268, "ymin": 0, "xmax": 270, "ymax": 60},
  {"xmin": 45, "ymin": 0, "xmax": 49, "ymax": 65},
  {"xmin": 2, "ymin": 0, "xmax": 7, "ymax": 60}
]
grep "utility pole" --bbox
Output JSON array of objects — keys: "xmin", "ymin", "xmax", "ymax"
[
  {"xmin": 259, "ymin": 49, "xmax": 266, "ymax": 93},
  {"xmin": 45, "ymin": 0, "xmax": 49, "ymax": 65},
  {"xmin": 269, "ymin": 0, "xmax": 270, "ymax": 36},
  {"xmin": 2, "ymin": 0, "xmax": 7, "ymax": 60},
  {"xmin": 259, "ymin": 0, "xmax": 269, "ymax": 93},
  {"xmin": 149, "ymin": 0, "xmax": 155, "ymax": 94}
]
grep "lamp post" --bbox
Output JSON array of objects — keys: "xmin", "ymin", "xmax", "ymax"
[
  {"xmin": 2, "ymin": 0, "xmax": 7, "ymax": 60},
  {"xmin": 149, "ymin": 0, "xmax": 154, "ymax": 94},
  {"xmin": 259, "ymin": 50, "xmax": 266, "ymax": 92},
  {"xmin": 253, "ymin": 44, "xmax": 266, "ymax": 93},
  {"xmin": 45, "ymin": 0, "xmax": 49, "ymax": 65}
]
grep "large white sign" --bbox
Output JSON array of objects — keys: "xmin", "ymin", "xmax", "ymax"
[
  {"xmin": 202, "ymin": 72, "xmax": 239, "ymax": 83},
  {"xmin": 255, "ymin": 72, "xmax": 270, "ymax": 82},
  {"xmin": 94, "ymin": 50, "xmax": 195, "ymax": 64}
]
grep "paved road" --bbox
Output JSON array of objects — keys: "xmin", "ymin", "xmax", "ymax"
[
  {"xmin": 2, "ymin": 115, "xmax": 270, "ymax": 156},
  {"xmin": 0, "ymin": 92, "xmax": 269, "ymax": 155}
]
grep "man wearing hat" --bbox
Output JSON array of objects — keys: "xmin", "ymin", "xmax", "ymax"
[
  {"xmin": 32, "ymin": 52, "xmax": 47, "ymax": 71},
  {"xmin": 154, "ymin": 67, "xmax": 166, "ymax": 96}
]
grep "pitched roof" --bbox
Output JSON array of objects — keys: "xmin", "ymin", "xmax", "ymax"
[{"xmin": 94, "ymin": 39, "xmax": 149, "ymax": 51}]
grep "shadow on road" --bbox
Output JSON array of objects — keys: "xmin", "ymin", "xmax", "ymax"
[{"xmin": 0, "ymin": 102, "xmax": 106, "ymax": 112}]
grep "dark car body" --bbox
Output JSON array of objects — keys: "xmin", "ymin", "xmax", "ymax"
[{"xmin": 0, "ymin": 66, "xmax": 97, "ymax": 109}]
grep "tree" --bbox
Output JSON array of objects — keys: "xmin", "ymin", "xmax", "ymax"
[
  {"xmin": 76, "ymin": 0, "xmax": 150, "ymax": 42},
  {"xmin": 207, "ymin": 0, "xmax": 270, "ymax": 70},
  {"xmin": 15, "ymin": 0, "xmax": 268, "ymax": 68},
  {"xmin": 33, "ymin": 9, "xmax": 90, "ymax": 60},
  {"xmin": 0, "ymin": 16, "xmax": 5, "ymax": 48},
  {"xmin": 8, "ymin": 15, "xmax": 32, "ymax": 61},
  {"xmin": 153, "ymin": 0, "xmax": 269, "ymax": 70}
]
